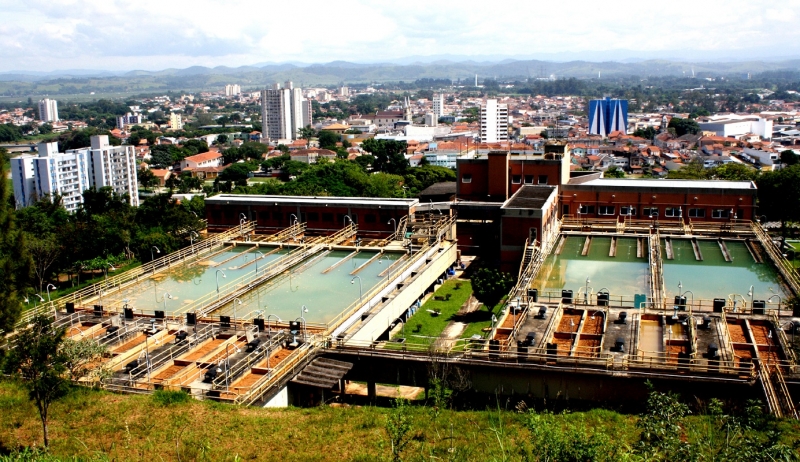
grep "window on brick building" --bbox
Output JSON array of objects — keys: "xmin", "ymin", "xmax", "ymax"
[{"xmin": 461, "ymin": 174, "xmax": 472, "ymax": 183}]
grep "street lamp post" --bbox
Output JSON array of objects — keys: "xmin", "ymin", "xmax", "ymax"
[
  {"xmin": 45, "ymin": 284, "xmax": 56, "ymax": 314},
  {"xmin": 190, "ymin": 231, "xmax": 199, "ymax": 255},
  {"xmin": 162, "ymin": 292, "xmax": 173, "ymax": 311},
  {"xmin": 267, "ymin": 314, "xmax": 281, "ymax": 338},
  {"xmin": 344, "ymin": 214, "xmax": 353, "ymax": 228},
  {"xmin": 388, "ymin": 218, "xmax": 397, "ymax": 237},
  {"xmin": 300, "ymin": 305, "xmax": 309, "ymax": 341},
  {"xmin": 378, "ymin": 255, "xmax": 392, "ymax": 285},
  {"xmin": 768, "ymin": 294, "xmax": 783, "ymax": 318},
  {"xmin": 32, "ymin": 294, "xmax": 44, "ymax": 309},
  {"xmin": 584, "ymin": 277, "xmax": 591, "ymax": 305},
  {"xmin": 255, "ymin": 251, "xmax": 265, "ymax": 276},
  {"xmin": 232, "ymin": 298, "xmax": 243, "ymax": 335},
  {"xmin": 150, "ymin": 246, "xmax": 160, "ymax": 274},
  {"xmin": 215, "ymin": 269, "xmax": 226, "ymax": 295},
  {"xmin": 747, "ymin": 285, "xmax": 755, "ymax": 311},
  {"xmin": 351, "ymin": 276, "xmax": 363, "ymax": 306}
]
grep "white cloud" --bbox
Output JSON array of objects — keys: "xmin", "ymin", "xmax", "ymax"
[{"xmin": 1, "ymin": 0, "xmax": 800, "ymax": 71}]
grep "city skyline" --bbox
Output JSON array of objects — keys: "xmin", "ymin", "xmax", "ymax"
[{"xmin": 2, "ymin": 0, "xmax": 800, "ymax": 72}]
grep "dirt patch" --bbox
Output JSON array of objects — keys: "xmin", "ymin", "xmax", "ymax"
[
  {"xmin": 582, "ymin": 316, "xmax": 603, "ymax": 335},
  {"xmin": 113, "ymin": 333, "xmax": 146, "ymax": 353},
  {"xmin": 750, "ymin": 324, "xmax": 774, "ymax": 346},
  {"xmin": 728, "ymin": 323, "xmax": 749, "ymax": 344},
  {"xmin": 257, "ymin": 348, "xmax": 293, "ymax": 368},
  {"xmin": 152, "ymin": 364, "xmax": 185, "ymax": 381},
  {"xmin": 183, "ymin": 339, "xmax": 225, "ymax": 361},
  {"xmin": 558, "ymin": 314, "xmax": 582, "ymax": 333}
]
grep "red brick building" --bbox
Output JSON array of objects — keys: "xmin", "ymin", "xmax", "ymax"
[
  {"xmin": 560, "ymin": 176, "xmax": 757, "ymax": 222},
  {"xmin": 205, "ymin": 195, "xmax": 417, "ymax": 239}
]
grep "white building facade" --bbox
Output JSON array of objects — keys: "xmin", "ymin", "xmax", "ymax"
[
  {"xmin": 698, "ymin": 115, "xmax": 773, "ymax": 140},
  {"xmin": 260, "ymin": 81, "xmax": 312, "ymax": 142},
  {"xmin": 11, "ymin": 135, "xmax": 139, "ymax": 212},
  {"xmin": 225, "ymin": 84, "xmax": 241, "ymax": 96},
  {"xmin": 480, "ymin": 99, "xmax": 508, "ymax": 143},
  {"xmin": 38, "ymin": 98, "xmax": 59, "ymax": 122}
]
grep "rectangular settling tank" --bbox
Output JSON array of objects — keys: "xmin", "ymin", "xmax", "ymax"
[
  {"xmin": 661, "ymin": 239, "xmax": 789, "ymax": 302},
  {"xmin": 532, "ymin": 236, "xmax": 649, "ymax": 301}
]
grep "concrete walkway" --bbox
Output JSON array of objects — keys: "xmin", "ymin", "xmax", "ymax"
[{"xmin": 434, "ymin": 294, "xmax": 482, "ymax": 350}]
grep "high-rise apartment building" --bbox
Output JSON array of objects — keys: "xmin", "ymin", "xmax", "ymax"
[
  {"xmin": 432, "ymin": 94, "xmax": 444, "ymax": 120},
  {"xmin": 169, "ymin": 113, "xmax": 183, "ymax": 130},
  {"xmin": 38, "ymin": 98, "xmax": 59, "ymax": 122},
  {"xmin": 260, "ymin": 81, "xmax": 311, "ymax": 141},
  {"xmin": 588, "ymin": 97, "xmax": 628, "ymax": 137},
  {"xmin": 116, "ymin": 112, "xmax": 143, "ymax": 129},
  {"xmin": 480, "ymin": 99, "xmax": 508, "ymax": 143},
  {"xmin": 11, "ymin": 135, "xmax": 139, "ymax": 212},
  {"xmin": 225, "ymin": 84, "xmax": 241, "ymax": 96}
]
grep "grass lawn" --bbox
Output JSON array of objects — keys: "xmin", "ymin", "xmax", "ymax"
[
  {"xmin": 460, "ymin": 300, "xmax": 506, "ymax": 340},
  {"xmin": 392, "ymin": 279, "xmax": 472, "ymax": 346},
  {"xmin": 0, "ymin": 379, "xmax": 797, "ymax": 461}
]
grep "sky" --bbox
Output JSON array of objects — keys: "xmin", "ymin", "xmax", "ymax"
[{"xmin": 2, "ymin": 0, "xmax": 800, "ymax": 72}]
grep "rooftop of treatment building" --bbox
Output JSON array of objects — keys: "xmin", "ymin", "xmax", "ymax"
[
  {"xmin": 205, "ymin": 194, "xmax": 420, "ymax": 208},
  {"xmin": 503, "ymin": 185, "xmax": 558, "ymax": 209},
  {"xmin": 571, "ymin": 178, "xmax": 757, "ymax": 191}
]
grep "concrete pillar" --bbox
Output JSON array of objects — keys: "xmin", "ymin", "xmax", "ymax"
[{"xmin": 367, "ymin": 381, "xmax": 377, "ymax": 403}]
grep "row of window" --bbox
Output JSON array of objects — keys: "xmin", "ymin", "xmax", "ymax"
[
  {"xmin": 461, "ymin": 174, "xmax": 549, "ymax": 184},
  {"xmin": 572, "ymin": 206, "xmax": 740, "ymax": 219}
]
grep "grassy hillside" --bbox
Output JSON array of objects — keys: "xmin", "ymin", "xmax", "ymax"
[{"xmin": 1, "ymin": 380, "xmax": 800, "ymax": 461}]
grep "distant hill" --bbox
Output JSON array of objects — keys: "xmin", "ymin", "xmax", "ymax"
[{"xmin": 1, "ymin": 58, "xmax": 799, "ymax": 98}]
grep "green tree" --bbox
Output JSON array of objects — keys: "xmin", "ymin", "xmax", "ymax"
[
  {"xmin": 0, "ymin": 162, "xmax": 34, "ymax": 332},
  {"xmin": 667, "ymin": 158, "xmax": 707, "ymax": 180},
  {"xmin": 318, "ymin": 130, "xmax": 340, "ymax": 150},
  {"xmin": 298, "ymin": 125, "xmax": 316, "ymax": 140},
  {"xmin": 632, "ymin": 126, "xmax": 657, "ymax": 140},
  {"xmin": 3, "ymin": 315, "xmax": 70, "ymax": 448},
  {"xmin": 635, "ymin": 382, "xmax": 691, "ymax": 459},
  {"xmin": 137, "ymin": 168, "xmax": 158, "ymax": 191},
  {"xmin": 757, "ymin": 165, "xmax": 800, "ymax": 245},
  {"xmin": 60, "ymin": 337, "xmax": 108, "ymax": 382},
  {"xmin": 471, "ymin": 268, "xmax": 514, "ymax": 312},
  {"xmin": 604, "ymin": 166, "xmax": 625, "ymax": 178},
  {"xmin": 182, "ymin": 139, "xmax": 209, "ymax": 154},
  {"xmin": 361, "ymin": 138, "xmax": 409, "ymax": 175},
  {"xmin": 781, "ymin": 149, "xmax": 798, "ymax": 166},
  {"xmin": 218, "ymin": 163, "xmax": 253, "ymax": 184},
  {"xmin": 668, "ymin": 117, "xmax": 700, "ymax": 137},
  {"xmin": 148, "ymin": 148, "xmax": 174, "ymax": 169},
  {"xmin": 709, "ymin": 163, "xmax": 759, "ymax": 181}
]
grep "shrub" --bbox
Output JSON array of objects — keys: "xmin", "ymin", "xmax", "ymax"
[{"xmin": 152, "ymin": 390, "xmax": 191, "ymax": 406}]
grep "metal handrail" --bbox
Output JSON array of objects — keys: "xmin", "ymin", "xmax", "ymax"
[{"xmin": 752, "ymin": 222, "xmax": 800, "ymax": 294}]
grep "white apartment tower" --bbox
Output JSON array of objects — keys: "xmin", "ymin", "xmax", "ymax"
[
  {"xmin": 480, "ymin": 99, "xmax": 508, "ymax": 143},
  {"xmin": 88, "ymin": 135, "xmax": 139, "ymax": 207},
  {"xmin": 225, "ymin": 84, "xmax": 241, "ymax": 96},
  {"xmin": 432, "ymin": 94, "xmax": 444, "ymax": 120},
  {"xmin": 38, "ymin": 98, "xmax": 59, "ymax": 122},
  {"xmin": 260, "ymin": 81, "xmax": 311, "ymax": 141},
  {"xmin": 11, "ymin": 135, "xmax": 139, "ymax": 212}
]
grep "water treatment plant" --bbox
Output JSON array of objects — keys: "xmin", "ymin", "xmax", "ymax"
[{"xmin": 16, "ymin": 145, "xmax": 800, "ymax": 418}]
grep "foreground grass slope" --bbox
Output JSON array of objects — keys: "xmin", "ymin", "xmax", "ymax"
[{"xmin": 1, "ymin": 380, "xmax": 799, "ymax": 461}]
